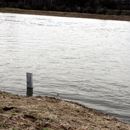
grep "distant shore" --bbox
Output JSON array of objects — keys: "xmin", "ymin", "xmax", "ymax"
[
  {"xmin": 0, "ymin": 7, "xmax": 130, "ymax": 21},
  {"xmin": 0, "ymin": 91, "xmax": 130, "ymax": 130}
]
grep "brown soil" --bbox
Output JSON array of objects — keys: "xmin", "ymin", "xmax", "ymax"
[
  {"xmin": 0, "ymin": 91, "xmax": 130, "ymax": 130},
  {"xmin": 0, "ymin": 8, "xmax": 130, "ymax": 21}
]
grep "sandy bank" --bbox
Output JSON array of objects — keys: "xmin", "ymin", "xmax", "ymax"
[
  {"xmin": 0, "ymin": 91, "xmax": 130, "ymax": 130},
  {"xmin": 0, "ymin": 8, "xmax": 130, "ymax": 21}
]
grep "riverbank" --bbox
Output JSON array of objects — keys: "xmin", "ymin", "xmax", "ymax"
[
  {"xmin": 0, "ymin": 8, "xmax": 130, "ymax": 21},
  {"xmin": 0, "ymin": 91, "xmax": 130, "ymax": 130}
]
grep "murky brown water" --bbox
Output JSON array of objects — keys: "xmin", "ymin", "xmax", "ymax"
[{"xmin": 0, "ymin": 13, "xmax": 130, "ymax": 122}]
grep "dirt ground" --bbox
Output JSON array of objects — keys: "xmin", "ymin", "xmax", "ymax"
[
  {"xmin": 0, "ymin": 8, "xmax": 130, "ymax": 21},
  {"xmin": 0, "ymin": 91, "xmax": 130, "ymax": 130}
]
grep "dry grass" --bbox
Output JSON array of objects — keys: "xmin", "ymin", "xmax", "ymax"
[{"xmin": 0, "ymin": 91, "xmax": 130, "ymax": 130}]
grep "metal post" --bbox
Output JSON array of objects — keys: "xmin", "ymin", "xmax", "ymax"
[{"xmin": 26, "ymin": 72, "xmax": 33, "ymax": 96}]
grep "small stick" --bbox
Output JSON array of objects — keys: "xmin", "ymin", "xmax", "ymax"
[{"xmin": 26, "ymin": 72, "xmax": 33, "ymax": 96}]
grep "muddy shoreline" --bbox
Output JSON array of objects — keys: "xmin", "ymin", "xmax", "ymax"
[
  {"xmin": 0, "ymin": 91, "xmax": 130, "ymax": 130},
  {"xmin": 0, "ymin": 7, "xmax": 130, "ymax": 21}
]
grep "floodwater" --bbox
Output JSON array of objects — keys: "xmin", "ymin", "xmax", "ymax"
[{"xmin": 0, "ymin": 13, "xmax": 130, "ymax": 123}]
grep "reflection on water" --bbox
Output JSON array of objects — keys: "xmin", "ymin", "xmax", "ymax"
[{"xmin": 0, "ymin": 13, "xmax": 130, "ymax": 123}]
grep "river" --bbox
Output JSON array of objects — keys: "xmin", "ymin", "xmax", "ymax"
[{"xmin": 0, "ymin": 12, "xmax": 130, "ymax": 123}]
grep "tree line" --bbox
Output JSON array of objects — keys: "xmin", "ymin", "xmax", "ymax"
[{"xmin": 0, "ymin": 0, "xmax": 130, "ymax": 15}]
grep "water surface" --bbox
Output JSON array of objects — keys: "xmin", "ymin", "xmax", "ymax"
[{"xmin": 0, "ymin": 13, "xmax": 130, "ymax": 122}]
